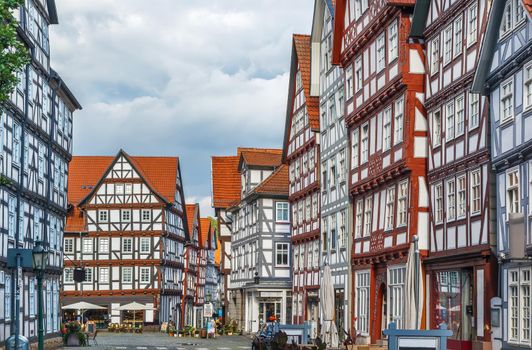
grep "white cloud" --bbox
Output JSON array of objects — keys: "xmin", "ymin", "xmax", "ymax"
[
  {"xmin": 50, "ymin": 0, "xmax": 313, "ymax": 204},
  {"xmin": 186, "ymin": 196, "xmax": 215, "ymax": 218}
]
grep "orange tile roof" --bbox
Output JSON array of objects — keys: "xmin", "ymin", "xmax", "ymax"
[
  {"xmin": 240, "ymin": 148, "xmax": 282, "ymax": 168},
  {"xmin": 199, "ymin": 218, "xmax": 211, "ymax": 248},
  {"xmin": 211, "ymin": 155, "xmax": 241, "ymax": 208},
  {"xmin": 252, "ymin": 164, "xmax": 289, "ymax": 196},
  {"xmin": 185, "ymin": 203, "xmax": 198, "ymax": 238},
  {"xmin": 293, "ymin": 34, "xmax": 320, "ymax": 130},
  {"xmin": 66, "ymin": 152, "xmax": 180, "ymax": 232},
  {"xmin": 524, "ymin": 0, "xmax": 532, "ymax": 17},
  {"xmin": 214, "ymin": 225, "xmax": 221, "ymax": 266}
]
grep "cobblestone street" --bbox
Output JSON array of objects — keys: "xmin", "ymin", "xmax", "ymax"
[{"xmin": 61, "ymin": 333, "xmax": 252, "ymax": 350}]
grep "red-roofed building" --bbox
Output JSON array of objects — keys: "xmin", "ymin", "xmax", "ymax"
[
  {"xmin": 282, "ymin": 34, "xmax": 321, "ymax": 326},
  {"xmin": 62, "ymin": 150, "xmax": 188, "ymax": 327},
  {"xmin": 203, "ymin": 218, "xmax": 222, "ymax": 314}
]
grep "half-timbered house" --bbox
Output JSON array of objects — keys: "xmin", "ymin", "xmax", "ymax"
[
  {"xmin": 310, "ymin": 0, "xmax": 350, "ymax": 336},
  {"xmin": 211, "ymin": 154, "xmax": 241, "ymax": 322},
  {"xmin": 0, "ymin": 0, "xmax": 81, "ymax": 345},
  {"xmin": 228, "ymin": 148, "xmax": 292, "ymax": 333},
  {"xmin": 182, "ymin": 203, "xmax": 200, "ymax": 327},
  {"xmin": 331, "ymin": 0, "xmax": 429, "ymax": 343},
  {"xmin": 472, "ymin": 1, "xmax": 532, "ymax": 349},
  {"xmin": 410, "ymin": 1, "xmax": 497, "ymax": 349},
  {"xmin": 62, "ymin": 151, "xmax": 187, "ymax": 327},
  {"xmin": 282, "ymin": 34, "xmax": 321, "ymax": 329},
  {"xmin": 203, "ymin": 219, "xmax": 221, "ymax": 313}
]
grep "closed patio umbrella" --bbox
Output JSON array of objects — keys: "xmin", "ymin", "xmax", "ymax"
[
  {"xmin": 405, "ymin": 236, "xmax": 423, "ymax": 329},
  {"xmin": 320, "ymin": 264, "xmax": 339, "ymax": 348}
]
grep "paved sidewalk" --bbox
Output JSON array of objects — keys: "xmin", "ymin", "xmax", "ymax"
[{"xmin": 60, "ymin": 332, "xmax": 251, "ymax": 350}]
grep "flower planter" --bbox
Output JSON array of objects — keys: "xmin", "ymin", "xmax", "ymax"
[{"xmin": 66, "ymin": 334, "xmax": 81, "ymax": 346}]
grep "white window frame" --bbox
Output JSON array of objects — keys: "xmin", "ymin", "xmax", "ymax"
[
  {"xmin": 361, "ymin": 123, "xmax": 369, "ymax": 164},
  {"xmin": 397, "ymin": 180, "xmax": 408, "ymax": 227},
  {"xmin": 122, "ymin": 237, "xmax": 133, "ymax": 253},
  {"xmin": 447, "ymin": 179, "xmax": 456, "ymax": 221},
  {"xmin": 508, "ymin": 267, "xmax": 532, "ymax": 346},
  {"xmin": 524, "ymin": 62, "xmax": 532, "ymax": 110},
  {"xmin": 471, "ymin": 169, "xmax": 481, "ymax": 215},
  {"xmin": 388, "ymin": 265, "xmax": 406, "ymax": 329},
  {"xmin": 84, "ymin": 268, "xmax": 93, "ymax": 283},
  {"xmin": 376, "ymin": 32, "xmax": 386, "ymax": 72},
  {"xmin": 140, "ymin": 237, "xmax": 150, "ymax": 253},
  {"xmin": 140, "ymin": 267, "xmax": 150, "ymax": 283},
  {"xmin": 98, "ymin": 210, "xmax": 108, "ymax": 223},
  {"xmin": 443, "ymin": 25, "xmax": 453, "ymax": 65},
  {"xmin": 355, "ymin": 199, "xmax": 363, "ymax": 238},
  {"xmin": 99, "ymin": 267, "xmax": 109, "ymax": 284},
  {"xmin": 430, "ymin": 37, "xmax": 440, "ymax": 75},
  {"xmin": 82, "ymin": 238, "xmax": 93, "ymax": 253},
  {"xmin": 453, "ymin": 16, "xmax": 463, "ymax": 58},
  {"xmin": 122, "ymin": 267, "xmax": 133, "ymax": 283},
  {"xmin": 507, "ymin": 168, "xmax": 520, "ymax": 215},
  {"xmin": 455, "ymin": 95, "xmax": 465, "ymax": 136},
  {"xmin": 469, "ymin": 93, "xmax": 480, "ymax": 129},
  {"xmin": 355, "ymin": 56, "xmax": 363, "ymax": 92},
  {"xmin": 446, "ymin": 101, "xmax": 455, "ymax": 140},
  {"xmin": 64, "ymin": 268, "xmax": 74, "ymax": 283},
  {"xmin": 142, "ymin": 209, "xmax": 151, "ymax": 222},
  {"xmin": 432, "ymin": 110, "xmax": 442, "ymax": 147},
  {"xmin": 394, "ymin": 96, "xmax": 404, "ymax": 145},
  {"xmin": 501, "ymin": 77, "xmax": 514, "ymax": 123},
  {"xmin": 355, "ymin": 270, "xmax": 370, "ymax": 335},
  {"xmin": 121, "ymin": 209, "xmax": 131, "ymax": 222},
  {"xmin": 435, "ymin": 182, "xmax": 444, "ymax": 224},
  {"xmin": 363, "ymin": 196, "xmax": 372, "ymax": 237},
  {"xmin": 457, "ymin": 175, "xmax": 467, "ymax": 218},
  {"xmin": 467, "ymin": 3, "xmax": 478, "ymax": 47},
  {"xmin": 383, "ymin": 106, "xmax": 392, "ymax": 151},
  {"xmin": 275, "ymin": 242, "xmax": 290, "ymax": 267},
  {"xmin": 385, "ymin": 186, "xmax": 395, "ymax": 231},
  {"xmin": 352, "ymin": 129, "xmax": 359, "ymax": 169},
  {"xmin": 64, "ymin": 238, "xmax": 74, "ymax": 253},
  {"xmin": 388, "ymin": 20, "xmax": 398, "ymax": 63},
  {"xmin": 99, "ymin": 237, "xmax": 109, "ymax": 253},
  {"xmin": 276, "ymin": 202, "xmax": 289, "ymax": 222}
]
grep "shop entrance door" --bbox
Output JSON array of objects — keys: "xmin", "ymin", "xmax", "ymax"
[
  {"xmin": 258, "ymin": 300, "xmax": 281, "ymax": 327},
  {"xmin": 335, "ymin": 289, "xmax": 345, "ymax": 341}
]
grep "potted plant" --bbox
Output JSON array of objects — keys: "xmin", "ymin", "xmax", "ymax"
[
  {"xmin": 231, "ymin": 320, "xmax": 238, "ymax": 335},
  {"xmin": 167, "ymin": 324, "xmax": 176, "ymax": 337},
  {"xmin": 61, "ymin": 321, "xmax": 87, "ymax": 347},
  {"xmin": 223, "ymin": 323, "xmax": 233, "ymax": 335}
]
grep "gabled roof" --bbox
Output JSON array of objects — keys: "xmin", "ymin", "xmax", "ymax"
[
  {"xmin": 239, "ymin": 148, "xmax": 282, "ymax": 169},
  {"xmin": 211, "ymin": 155, "xmax": 241, "ymax": 208},
  {"xmin": 251, "ymin": 164, "xmax": 289, "ymax": 197},
  {"xmin": 199, "ymin": 218, "xmax": 211, "ymax": 249},
  {"xmin": 524, "ymin": 0, "xmax": 532, "ymax": 17},
  {"xmin": 47, "ymin": 0, "xmax": 58, "ymax": 24},
  {"xmin": 185, "ymin": 204, "xmax": 199, "ymax": 239},
  {"xmin": 282, "ymin": 34, "xmax": 320, "ymax": 161},
  {"xmin": 66, "ymin": 150, "xmax": 181, "ymax": 232}
]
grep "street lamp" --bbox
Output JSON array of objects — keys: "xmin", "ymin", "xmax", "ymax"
[
  {"xmin": 32, "ymin": 241, "xmax": 48, "ymax": 350},
  {"xmin": 254, "ymin": 271, "xmax": 260, "ymax": 285}
]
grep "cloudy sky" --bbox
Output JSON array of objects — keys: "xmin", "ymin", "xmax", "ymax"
[{"xmin": 50, "ymin": 0, "xmax": 314, "ymax": 216}]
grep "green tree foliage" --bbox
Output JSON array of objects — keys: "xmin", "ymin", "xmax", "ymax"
[{"xmin": 0, "ymin": 0, "xmax": 30, "ymax": 103}]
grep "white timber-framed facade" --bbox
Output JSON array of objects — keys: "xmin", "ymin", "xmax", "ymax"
[
  {"xmin": 62, "ymin": 151, "xmax": 187, "ymax": 328},
  {"xmin": 0, "ymin": 0, "xmax": 81, "ymax": 345}
]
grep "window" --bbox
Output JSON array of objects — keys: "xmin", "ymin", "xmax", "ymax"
[
  {"xmin": 122, "ymin": 267, "xmax": 133, "ymax": 283},
  {"xmin": 453, "ymin": 16, "xmax": 463, "ymax": 58},
  {"xmin": 361, "ymin": 124, "xmax": 369, "ymax": 163},
  {"xmin": 8, "ymin": 195, "xmax": 15, "ymax": 238},
  {"xmin": 455, "ymin": 95, "xmax": 465, "ymax": 136},
  {"xmin": 501, "ymin": 78, "xmax": 514, "ymax": 122},
  {"xmin": 5, "ymin": 276, "xmax": 11, "ymax": 321},
  {"xmin": 471, "ymin": 170, "xmax": 481, "ymax": 214},
  {"xmin": 331, "ymin": 219, "xmax": 337, "ymax": 251},
  {"xmin": 435, "ymin": 183, "xmax": 443, "ymax": 223},
  {"xmin": 443, "ymin": 25, "xmax": 453, "ymax": 64},
  {"xmin": 122, "ymin": 237, "xmax": 133, "ymax": 253},
  {"xmin": 467, "ymin": 3, "xmax": 478, "ymax": 46},
  {"xmin": 125, "ymin": 183, "xmax": 133, "ymax": 195},
  {"xmin": 115, "ymin": 183, "xmax": 124, "ymax": 195},
  {"xmin": 376, "ymin": 32, "xmax": 386, "ymax": 72},
  {"xmin": 388, "ymin": 266, "xmax": 406, "ymax": 329},
  {"xmin": 99, "ymin": 267, "xmax": 109, "ymax": 283},
  {"xmin": 356, "ymin": 271, "xmax": 370, "ymax": 334},
  {"xmin": 276, "ymin": 243, "xmax": 289, "ymax": 266},
  {"xmin": 525, "ymin": 63, "xmax": 532, "ymax": 110},
  {"xmin": 140, "ymin": 267, "xmax": 150, "ymax": 283},
  {"xmin": 339, "ymin": 210, "xmax": 347, "ymax": 248},
  {"xmin": 388, "ymin": 20, "xmax": 398, "ymax": 63},
  {"xmin": 447, "ymin": 179, "xmax": 456, "ymax": 220},
  {"xmin": 431, "ymin": 37, "xmax": 440, "ymax": 74},
  {"xmin": 385, "ymin": 187, "xmax": 395, "ymax": 230},
  {"xmin": 432, "ymin": 110, "xmax": 442, "ymax": 146},
  {"xmin": 508, "ymin": 267, "xmax": 531, "ymax": 345},
  {"xmin": 322, "ymin": 218, "xmax": 328, "ymax": 251},
  {"xmin": 64, "ymin": 268, "xmax": 74, "ymax": 283},
  {"xmin": 352, "ymin": 129, "xmax": 359, "ymax": 168},
  {"xmin": 64, "ymin": 238, "xmax": 74, "ymax": 253},
  {"xmin": 508, "ymin": 169, "xmax": 520, "ymax": 214},
  {"xmin": 329, "ymin": 159, "xmax": 337, "ymax": 188},
  {"xmin": 142, "ymin": 209, "xmax": 151, "ymax": 221},
  {"xmin": 13, "ymin": 123, "xmax": 21, "ymax": 166},
  {"xmin": 140, "ymin": 237, "xmax": 150, "ymax": 253},
  {"xmin": 355, "ymin": 199, "xmax": 363, "ymax": 238},
  {"xmin": 383, "ymin": 107, "xmax": 392, "ymax": 150},
  {"xmin": 82, "ymin": 238, "xmax": 93, "ymax": 253},
  {"xmin": 397, "ymin": 181, "xmax": 408, "ymax": 226},
  {"xmin": 98, "ymin": 210, "xmax": 108, "ymax": 222},
  {"xmin": 99, "ymin": 237, "xmax": 109, "ymax": 253},
  {"xmin": 501, "ymin": 0, "xmax": 526, "ymax": 37},
  {"xmin": 339, "ymin": 149, "xmax": 346, "ymax": 183},
  {"xmin": 121, "ymin": 209, "xmax": 131, "ymax": 221},
  {"xmin": 85, "ymin": 268, "xmax": 93, "ymax": 283},
  {"xmin": 29, "ymin": 278, "xmax": 35, "ymax": 317},
  {"xmin": 355, "ymin": 57, "xmax": 363, "ymax": 92},
  {"xmin": 346, "ymin": 65, "xmax": 353, "ymax": 100},
  {"xmin": 364, "ymin": 196, "xmax": 372, "ymax": 237},
  {"xmin": 457, "ymin": 175, "xmax": 466, "ymax": 218},
  {"xmin": 276, "ymin": 202, "xmax": 289, "ymax": 222},
  {"xmin": 446, "ymin": 101, "xmax": 455, "ymax": 140},
  {"xmin": 469, "ymin": 93, "xmax": 480, "ymax": 129},
  {"xmin": 394, "ymin": 97, "xmax": 404, "ymax": 145}
]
